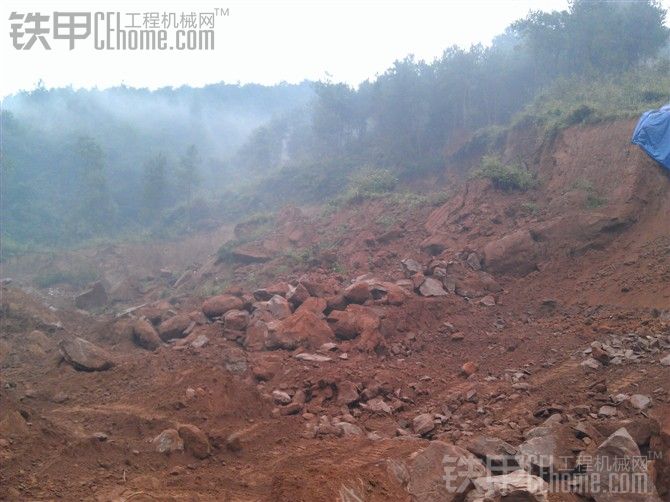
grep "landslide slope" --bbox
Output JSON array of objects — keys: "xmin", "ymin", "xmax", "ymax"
[{"xmin": 1, "ymin": 119, "xmax": 669, "ymax": 501}]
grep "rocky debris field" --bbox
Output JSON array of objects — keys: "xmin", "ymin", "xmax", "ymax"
[{"xmin": 1, "ymin": 120, "xmax": 670, "ymax": 501}]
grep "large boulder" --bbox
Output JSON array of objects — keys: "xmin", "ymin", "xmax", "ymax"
[
  {"xmin": 465, "ymin": 436, "xmax": 519, "ymax": 474},
  {"xmin": 267, "ymin": 295, "xmax": 292, "ymax": 318},
  {"xmin": 326, "ymin": 304, "xmax": 380, "ymax": 341},
  {"xmin": 407, "ymin": 441, "xmax": 487, "ymax": 501},
  {"xmin": 343, "ymin": 282, "xmax": 371, "ymax": 304},
  {"xmin": 590, "ymin": 428, "xmax": 661, "ymax": 501},
  {"xmin": 370, "ymin": 281, "xmax": 411, "ymax": 305},
  {"xmin": 132, "ymin": 318, "xmax": 162, "ymax": 350},
  {"xmin": 224, "ymin": 309, "xmax": 250, "ymax": 331},
  {"xmin": 295, "ymin": 297, "xmax": 328, "ymax": 315},
  {"xmin": 201, "ymin": 294, "xmax": 244, "ymax": 318},
  {"xmin": 74, "ymin": 281, "xmax": 108, "ymax": 310},
  {"xmin": 286, "ymin": 283, "xmax": 310, "ymax": 307},
  {"xmin": 469, "ymin": 469, "xmax": 548, "ymax": 502},
  {"xmin": 269, "ymin": 310, "xmax": 334, "ymax": 350},
  {"xmin": 244, "ymin": 321, "xmax": 270, "ymax": 351},
  {"xmin": 419, "ymin": 277, "xmax": 448, "ymax": 297},
  {"xmin": 481, "ymin": 230, "xmax": 539, "ymax": 276},
  {"xmin": 517, "ymin": 423, "xmax": 580, "ymax": 475},
  {"xmin": 59, "ymin": 337, "xmax": 115, "ymax": 371},
  {"xmin": 157, "ymin": 314, "xmax": 192, "ymax": 341}
]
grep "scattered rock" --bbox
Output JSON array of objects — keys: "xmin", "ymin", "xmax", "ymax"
[
  {"xmin": 271, "ymin": 310, "xmax": 334, "ymax": 350},
  {"xmin": 226, "ymin": 431, "xmax": 243, "ymax": 452},
  {"xmin": 74, "ymin": 281, "xmax": 108, "ymax": 310},
  {"xmin": 296, "ymin": 297, "xmax": 328, "ymax": 315},
  {"xmin": 224, "ymin": 309, "xmax": 250, "ymax": 331},
  {"xmin": 407, "ymin": 441, "xmax": 487, "ymax": 501},
  {"xmin": 659, "ymin": 354, "xmax": 670, "ymax": 366},
  {"xmin": 327, "ymin": 304, "xmax": 380, "ymax": 342},
  {"xmin": 462, "ymin": 361, "xmax": 478, "ymax": 377},
  {"xmin": 465, "ymin": 436, "xmax": 519, "ymax": 474},
  {"xmin": 517, "ymin": 423, "xmax": 579, "ymax": 474},
  {"xmin": 0, "ymin": 411, "xmax": 30, "ymax": 439},
  {"xmin": 336, "ymin": 422, "xmax": 363, "ymax": 436},
  {"xmin": 481, "ymin": 230, "xmax": 539, "ymax": 276},
  {"xmin": 293, "ymin": 352, "xmax": 332, "ymax": 362},
  {"xmin": 265, "ymin": 295, "xmax": 293, "ymax": 319},
  {"xmin": 479, "ymin": 295, "xmax": 496, "ymax": 307},
  {"xmin": 466, "ymin": 252, "xmax": 482, "ymax": 271},
  {"xmin": 244, "ymin": 321, "xmax": 270, "ymax": 351},
  {"xmin": 177, "ymin": 424, "xmax": 211, "ymax": 459},
  {"xmin": 280, "ymin": 403, "xmax": 303, "ymax": 415},
  {"xmin": 401, "ymin": 258, "xmax": 423, "ymax": 277},
  {"xmin": 343, "ymin": 282, "xmax": 370, "ymax": 304},
  {"xmin": 157, "ymin": 314, "xmax": 192, "ymax": 341},
  {"xmin": 286, "ymin": 283, "xmax": 310, "ymax": 306},
  {"xmin": 469, "ymin": 469, "xmax": 548, "ymax": 502},
  {"xmin": 412, "ymin": 413, "xmax": 435, "ymax": 436},
  {"xmin": 252, "ymin": 288, "xmax": 273, "ymax": 301},
  {"xmin": 152, "ymin": 429, "xmax": 183, "ymax": 454},
  {"xmin": 365, "ymin": 397, "xmax": 392, "ymax": 414},
  {"xmin": 629, "ymin": 394, "xmax": 651, "ymax": 411},
  {"xmin": 598, "ymin": 405, "xmax": 618, "ymax": 418},
  {"xmin": 336, "ymin": 381, "xmax": 360, "ymax": 406},
  {"xmin": 59, "ymin": 337, "xmax": 115, "ymax": 371},
  {"xmin": 590, "ymin": 427, "xmax": 661, "ymax": 501},
  {"xmin": 581, "ymin": 357, "xmax": 602, "ymax": 370},
  {"xmin": 201, "ymin": 294, "xmax": 244, "ymax": 318},
  {"xmin": 190, "ymin": 334, "xmax": 209, "ymax": 349},
  {"xmin": 132, "ymin": 318, "xmax": 162, "ymax": 351},
  {"xmin": 419, "ymin": 277, "xmax": 447, "ymax": 297},
  {"xmin": 272, "ymin": 390, "xmax": 292, "ymax": 405}
]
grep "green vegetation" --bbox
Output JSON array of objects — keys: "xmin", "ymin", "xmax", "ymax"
[
  {"xmin": 571, "ymin": 178, "xmax": 608, "ymax": 209},
  {"xmin": 475, "ymin": 156, "xmax": 536, "ymax": 191},
  {"xmin": 2, "ymin": 1, "xmax": 668, "ymax": 254},
  {"xmin": 520, "ymin": 202, "xmax": 539, "ymax": 215},
  {"xmin": 586, "ymin": 193, "xmax": 608, "ymax": 209},
  {"xmin": 341, "ymin": 169, "xmax": 398, "ymax": 203},
  {"xmin": 283, "ymin": 246, "xmax": 318, "ymax": 266},
  {"xmin": 514, "ymin": 64, "xmax": 670, "ymax": 133}
]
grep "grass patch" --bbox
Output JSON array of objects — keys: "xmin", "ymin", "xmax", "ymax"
[
  {"xmin": 475, "ymin": 155, "xmax": 536, "ymax": 191},
  {"xmin": 571, "ymin": 178, "xmax": 607, "ymax": 209}
]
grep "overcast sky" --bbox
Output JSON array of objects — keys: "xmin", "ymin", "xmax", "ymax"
[{"xmin": 1, "ymin": 0, "xmax": 668, "ymax": 97}]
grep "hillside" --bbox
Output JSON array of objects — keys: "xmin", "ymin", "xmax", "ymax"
[{"xmin": 1, "ymin": 118, "xmax": 669, "ymax": 501}]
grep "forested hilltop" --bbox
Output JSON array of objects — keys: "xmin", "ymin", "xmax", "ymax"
[{"xmin": 2, "ymin": 0, "xmax": 669, "ymax": 255}]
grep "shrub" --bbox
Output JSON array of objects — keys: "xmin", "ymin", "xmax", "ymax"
[
  {"xmin": 571, "ymin": 178, "xmax": 607, "ymax": 209},
  {"xmin": 520, "ymin": 201, "xmax": 539, "ymax": 215},
  {"xmin": 342, "ymin": 168, "xmax": 398, "ymax": 203},
  {"xmin": 475, "ymin": 155, "xmax": 536, "ymax": 191},
  {"xmin": 586, "ymin": 193, "xmax": 607, "ymax": 209}
]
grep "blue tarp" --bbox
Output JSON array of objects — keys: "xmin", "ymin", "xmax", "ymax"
[{"xmin": 632, "ymin": 105, "xmax": 670, "ymax": 170}]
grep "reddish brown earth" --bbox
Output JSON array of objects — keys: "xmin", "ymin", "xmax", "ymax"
[{"xmin": 1, "ymin": 119, "xmax": 669, "ymax": 501}]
